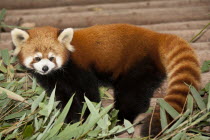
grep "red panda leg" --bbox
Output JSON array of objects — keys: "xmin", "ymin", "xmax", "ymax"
[{"xmin": 114, "ymin": 57, "xmax": 165, "ymax": 123}]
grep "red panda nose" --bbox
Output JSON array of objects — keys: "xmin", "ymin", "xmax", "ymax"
[{"xmin": 42, "ymin": 66, "xmax": 49, "ymax": 72}]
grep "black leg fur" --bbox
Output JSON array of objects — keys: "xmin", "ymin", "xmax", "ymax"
[{"xmin": 114, "ymin": 57, "xmax": 165, "ymax": 124}]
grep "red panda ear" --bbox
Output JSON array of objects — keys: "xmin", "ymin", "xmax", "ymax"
[
  {"xmin": 58, "ymin": 28, "xmax": 75, "ymax": 52},
  {"xmin": 11, "ymin": 28, "xmax": 29, "ymax": 55}
]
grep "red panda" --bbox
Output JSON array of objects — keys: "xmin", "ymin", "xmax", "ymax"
[{"xmin": 11, "ymin": 24, "xmax": 200, "ymax": 137}]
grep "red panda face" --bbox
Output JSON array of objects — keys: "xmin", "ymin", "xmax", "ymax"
[
  {"xmin": 11, "ymin": 26, "xmax": 74, "ymax": 75},
  {"xmin": 20, "ymin": 50, "xmax": 65, "ymax": 75}
]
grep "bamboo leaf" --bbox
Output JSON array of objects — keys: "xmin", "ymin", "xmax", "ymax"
[
  {"xmin": 165, "ymin": 109, "xmax": 191, "ymax": 133},
  {"xmin": 190, "ymin": 86, "xmax": 206, "ymax": 110},
  {"xmin": 82, "ymin": 100, "xmax": 113, "ymax": 137},
  {"xmin": 80, "ymin": 102, "xmax": 87, "ymax": 120},
  {"xmin": 32, "ymin": 77, "xmax": 37, "ymax": 91},
  {"xmin": 1, "ymin": 49, "xmax": 10, "ymax": 66},
  {"xmin": 57, "ymin": 122, "xmax": 80, "ymax": 139},
  {"xmin": 0, "ymin": 24, "xmax": 31, "ymax": 30},
  {"xmin": 208, "ymin": 87, "xmax": 210, "ymax": 111},
  {"xmin": 187, "ymin": 94, "xmax": 194, "ymax": 113},
  {"xmin": 37, "ymin": 110, "xmax": 60, "ymax": 140},
  {"xmin": 0, "ymin": 8, "xmax": 6, "ymax": 22},
  {"xmin": 201, "ymin": 60, "xmax": 210, "ymax": 73},
  {"xmin": 23, "ymin": 124, "xmax": 34, "ymax": 139},
  {"xmin": 39, "ymin": 87, "xmax": 56, "ymax": 120},
  {"xmin": 4, "ymin": 110, "xmax": 30, "ymax": 120},
  {"xmin": 12, "ymin": 113, "xmax": 26, "ymax": 134},
  {"xmin": 45, "ymin": 95, "xmax": 75, "ymax": 139},
  {"xmin": 160, "ymin": 106, "xmax": 168, "ymax": 130},
  {"xmin": 31, "ymin": 92, "xmax": 45, "ymax": 112},
  {"xmin": 171, "ymin": 131, "xmax": 185, "ymax": 140},
  {"xmin": 0, "ymin": 133, "xmax": 2, "ymax": 140},
  {"xmin": 0, "ymin": 74, "xmax": 5, "ymax": 81},
  {"xmin": 0, "ymin": 87, "xmax": 28, "ymax": 103},
  {"xmin": 0, "ymin": 60, "xmax": 7, "ymax": 73},
  {"xmin": 34, "ymin": 117, "xmax": 39, "ymax": 132},
  {"xmin": 85, "ymin": 96, "xmax": 99, "ymax": 117},
  {"xmin": 54, "ymin": 94, "xmax": 74, "ymax": 126},
  {"xmin": 124, "ymin": 119, "xmax": 134, "ymax": 134},
  {"xmin": 158, "ymin": 99, "xmax": 179, "ymax": 119}
]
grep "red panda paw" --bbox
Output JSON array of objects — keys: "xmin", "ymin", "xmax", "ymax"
[{"xmin": 140, "ymin": 113, "xmax": 162, "ymax": 138}]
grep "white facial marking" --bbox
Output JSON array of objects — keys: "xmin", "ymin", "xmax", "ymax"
[
  {"xmin": 48, "ymin": 52, "xmax": 55, "ymax": 58},
  {"xmin": 24, "ymin": 57, "xmax": 33, "ymax": 69},
  {"xmin": 56, "ymin": 56, "xmax": 63, "ymax": 68},
  {"xmin": 35, "ymin": 52, "xmax": 42, "ymax": 58},
  {"xmin": 33, "ymin": 59, "xmax": 55, "ymax": 75}
]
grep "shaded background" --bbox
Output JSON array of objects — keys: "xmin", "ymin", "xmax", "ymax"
[{"xmin": 0, "ymin": 0, "xmax": 209, "ymax": 137}]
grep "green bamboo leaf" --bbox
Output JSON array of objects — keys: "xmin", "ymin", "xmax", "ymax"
[
  {"xmin": 37, "ymin": 110, "xmax": 60, "ymax": 140},
  {"xmin": 0, "ymin": 60, "xmax": 7, "ymax": 73},
  {"xmin": 34, "ymin": 117, "xmax": 39, "ymax": 132},
  {"xmin": 1, "ymin": 49, "xmax": 10, "ymax": 66},
  {"xmin": 4, "ymin": 133, "xmax": 18, "ymax": 140},
  {"xmin": 0, "ymin": 133, "xmax": 2, "ymax": 140},
  {"xmin": 87, "ymin": 129, "xmax": 101, "ymax": 137},
  {"xmin": 0, "ymin": 24, "xmax": 31, "ymax": 30},
  {"xmin": 4, "ymin": 110, "xmax": 30, "ymax": 120},
  {"xmin": 171, "ymin": 131, "xmax": 185, "ymax": 140},
  {"xmin": 111, "ymin": 138, "xmax": 138, "ymax": 140},
  {"xmin": 45, "ymin": 123, "xmax": 63, "ymax": 139},
  {"xmin": 10, "ymin": 56, "xmax": 17, "ymax": 64},
  {"xmin": 189, "ymin": 112, "xmax": 210, "ymax": 127},
  {"xmin": 160, "ymin": 105, "xmax": 168, "ymax": 130},
  {"xmin": 99, "ymin": 114, "xmax": 111, "ymax": 131},
  {"xmin": 0, "ymin": 92, "xmax": 7, "ymax": 100},
  {"xmin": 31, "ymin": 92, "xmax": 45, "ymax": 112},
  {"xmin": 39, "ymin": 87, "xmax": 56, "ymax": 120},
  {"xmin": 46, "ymin": 88, "xmax": 56, "ymax": 116},
  {"xmin": 32, "ymin": 77, "xmax": 37, "ymax": 91},
  {"xmin": 84, "ymin": 97, "xmax": 112, "ymax": 134},
  {"xmin": 158, "ymin": 99, "xmax": 179, "ymax": 119},
  {"xmin": 165, "ymin": 109, "xmax": 190, "ymax": 133},
  {"xmin": 124, "ymin": 119, "xmax": 134, "ymax": 134},
  {"xmin": 57, "ymin": 122, "xmax": 80, "ymax": 139},
  {"xmin": 54, "ymin": 94, "xmax": 74, "ymax": 126},
  {"xmin": 85, "ymin": 96, "xmax": 99, "ymax": 117},
  {"xmin": 23, "ymin": 124, "xmax": 34, "ymax": 139},
  {"xmin": 45, "ymin": 95, "xmax": 75, "ymax": 139},
  {"xmin": 108, "ymin": 126, "xmax": 123, "ymax": 135},
  {"xmin": 80, "ymin": 102, "xmax": 87, "ymax": 119},
  {"xmin": 0, "ymin": 74, "xmax": 5, "ymax": 81},
  {"xmin": 18, "ymin": 76, "xmax": 26, "ymax": 83},
  {"xmin": 190, "ymin": 135, "xmax": 210, "ymax": 140},
  {"xmin": 201, "ymin": 60, "xmax": 210, "ymax": 73},
  {"xmin": 187, "ymin": 94, "xmax": 194, "ymax": 113},
  {"xmin": 207, "ymin": 91, "xmax": 210, "ymax": 112},
  {"xmin": 204, "ymin": 82, "xmax": 210, "ymax": 92},
  {"xmin": 0, "ymin": 8, "xmax": 6, "ymax": 22},
  {"xmin": 28, "ymin": 133, "xmax": 40, "ymax": 140},
  {"xmin": 190, "ymin": 86, "xmax": 206, "ymax": 110},
  {"xmin": 82, "ymin": 101, "xmax": 113, "ymax": 137}
]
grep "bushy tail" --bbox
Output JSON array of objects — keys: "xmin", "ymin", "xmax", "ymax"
[{"xmin": 141, "ymin": 34, "xmax": 201, "ymax": 137}]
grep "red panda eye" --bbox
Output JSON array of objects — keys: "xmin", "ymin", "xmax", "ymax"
[
  {"xmin": 35, "ymin": 57, "xmax": 41, "ymax": 62},
  {"xmin": 49, "ymin": 57, "xmax": 54, "ymax": 61}
]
